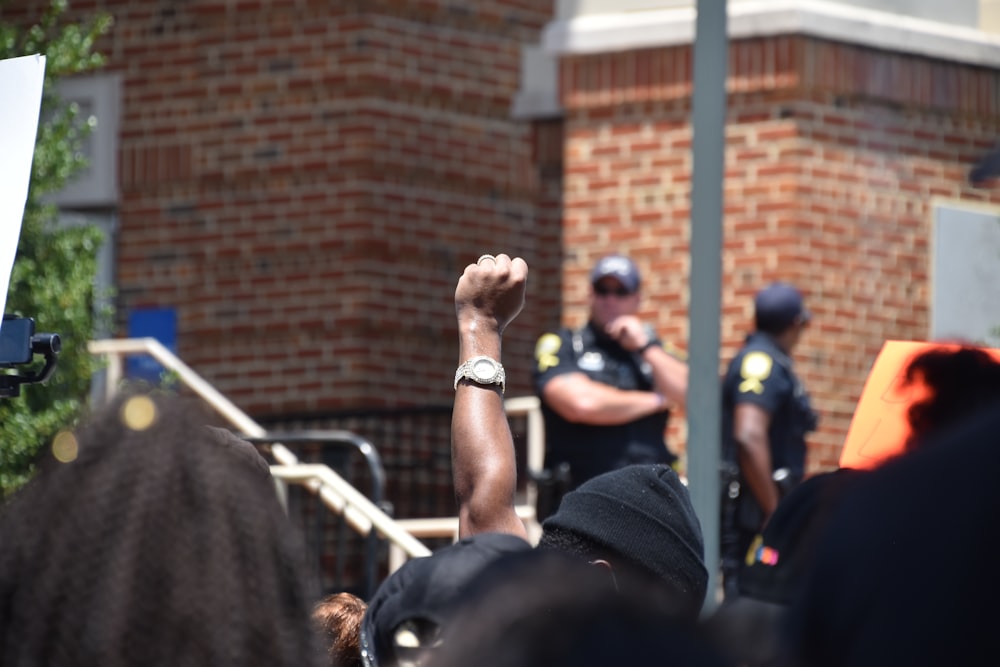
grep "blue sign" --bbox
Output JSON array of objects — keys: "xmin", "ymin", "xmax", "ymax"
[{"xmin": 126, "ymin": 307, "xmax": 177, "ymax": 384}]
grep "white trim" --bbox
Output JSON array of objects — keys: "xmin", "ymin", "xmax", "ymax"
[
  {"xmin": 511, "ymin": 44, "xmax": 562, "ymax": 120},
  {"xmin": 542, "ymin": 0, "xmax": 1000, "ymax": 67}
]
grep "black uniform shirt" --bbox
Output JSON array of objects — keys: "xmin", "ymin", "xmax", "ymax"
[
  {"xmin": 721, "ymin": 331, "xmax": 815, "ymax": 477},
  {"xmin": 533, "ymin": 321, "xmax": 674, "ymax": 488}
]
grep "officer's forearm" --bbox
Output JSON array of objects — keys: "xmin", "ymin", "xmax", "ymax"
[
  {"xmin": 736, "ymin": 435, "xmax": 779, "ymax": 521},
  {"xmin": 544, "ymin": 375, "xmax": 665, "ymax": 425},
  {"xmin": 643, "ymin": 344, "xmax": 688, "ymax": 407}
]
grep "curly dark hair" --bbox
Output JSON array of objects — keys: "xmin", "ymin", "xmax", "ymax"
[
  {"xmin": 902, "ymin": 345, "xmax": 1000, "ymax": 452},
  {"xmin": 0, "ymin": 392, "xmax": 325, "ymax": 667},
  {"xmin": 313, "ymin": 592, "xmax": 367, "ymax": 667}
]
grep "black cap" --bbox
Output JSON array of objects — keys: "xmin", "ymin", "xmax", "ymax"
[
  {"xmin": 754, "ymin": 282, "xmax": 810, "ymax": 332},
  {"xmin": 542, "ymin": 464, "xmax": 708, "ymax": 606},
  {"xmin": 360, "ymin": 532, "xmax": 530, "ymax": 666},
  {"xmin": 590, "ymin": 255, "xmax": 641, "ymax": 293}
]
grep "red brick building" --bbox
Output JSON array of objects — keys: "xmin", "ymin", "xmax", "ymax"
[
  {"xmin": 5, "ymin": 0, "xmax": 1000, "ymax": 476},
  {"xmin": 537, "ymin": 1, "xmax": 1000, "ymax": 469}
]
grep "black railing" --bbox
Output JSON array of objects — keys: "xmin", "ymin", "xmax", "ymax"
[
  {"xmin": 260, "ymin": 406, "xmax": 459, "ymax": 522},
  {"xmin": 245, "ymin": 430, "xmax": 390, "ymax": 599}
]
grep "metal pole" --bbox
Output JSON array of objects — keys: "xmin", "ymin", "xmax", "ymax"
[{"xmin": 688, "ymin": 0, "xmax": 727, "ymax": 613}]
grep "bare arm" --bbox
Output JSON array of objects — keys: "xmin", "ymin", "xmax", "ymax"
[
  {"xmin": 642, "ymin": 344, "xmax": 688, "ymax": 408},
  {"xmin": 733, "ymin": 402, "xmax": 780, "ymax": 524},
  {"xmin": 541, "ymin": 373, "xmax": 666, "ymax": 425},
  {"xmin": 452, "ymin": 253, "xmax": 529, "ymax": 540},
  {"xmin": 606, "ymin": 315, "xmax": 688, "ymax": 407}
]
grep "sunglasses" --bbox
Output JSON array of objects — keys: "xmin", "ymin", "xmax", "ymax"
[{"xmin": 593, "ymin": 284, "xmax": 634, "ymax": 297}]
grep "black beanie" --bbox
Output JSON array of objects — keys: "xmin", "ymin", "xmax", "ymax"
[{"xmin": 542, "ymin": 464, "xmax": 708, "ymax": 606}]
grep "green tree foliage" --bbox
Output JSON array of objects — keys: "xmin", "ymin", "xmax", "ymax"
[{"xmin": 0, "ymin": 0, "xmax": 112, "ymax": 494}]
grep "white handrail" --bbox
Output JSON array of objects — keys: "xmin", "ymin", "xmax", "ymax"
[
  {"xmin": 87, "ymin": 338, "xmax": 547, "ymax": 568},
  {"xmin": 504, "ymin": 395, "xmax": 545, "ymax": 516},
  {"xmin": 87, "ymin": 338, "xmax": 432, "ymax": 560},
  {"xmin": 269, "ymin": 464, "xmax": 430, "ymax": 558},
  {"xmin": 88, "ymin": 338, "xmax": 266, "ymax": 439}
]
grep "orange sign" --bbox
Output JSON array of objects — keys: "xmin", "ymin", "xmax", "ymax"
[{"xmin": 839, "ymin": 341, "xmax": 1000, "ymax": 469}]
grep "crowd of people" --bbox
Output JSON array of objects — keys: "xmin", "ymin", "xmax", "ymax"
[{"xmin": 1, "ymin": 252, "xmax": 998, "ymax": 666}]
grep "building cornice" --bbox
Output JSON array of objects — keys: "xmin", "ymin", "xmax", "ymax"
[{"xmin": 542, "ymin": 0, "xmax": 1000, "ymax": 68}]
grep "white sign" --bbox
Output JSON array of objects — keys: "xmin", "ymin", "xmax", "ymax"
[
  {"xmin": 0, "ymin": 54, "xmax": 47, "ymax": 323},
  {"xmin": 932, "ymin": 202, "xmax": 1000, "ymax": 347}
]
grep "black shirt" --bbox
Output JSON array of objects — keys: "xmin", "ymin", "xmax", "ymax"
[
  {"xmin": 533, "ymin": 321, "xmax": 675, "ymax": 488},
  {"xmin": 721, "ymin": 331, "xmax": 816, "ymax": 478}
]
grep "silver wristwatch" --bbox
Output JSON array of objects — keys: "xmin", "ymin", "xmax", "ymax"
[{"xmin": 454, "ymin": 355, "xmax": 506, "ymax": 393}]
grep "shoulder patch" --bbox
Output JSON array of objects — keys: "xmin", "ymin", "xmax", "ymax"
[
  {"xmin": 535, "ymin": 333, "xmax": 562, "ymax": 372},
  {"xmin": 535, "ymin": 333, "xmax": 562, "ymax": 357},
  {"xmin": 738, "ymin": 352, "xmax": 773, "ymax": 395}
]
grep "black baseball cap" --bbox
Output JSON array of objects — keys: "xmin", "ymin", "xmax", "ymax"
[
  {"xmin": 590, "ymin": 255, "xmax": 641, "ymax": 293},
  {"xmin": 754, "ymin": 282, "xmax": 810, "ymax": 331},
  {"xmin": 360, "ymin": 532, "xmax": 531, "ymax": 666}
]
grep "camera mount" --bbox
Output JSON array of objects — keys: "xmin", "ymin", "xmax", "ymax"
[{"xmin": 0, "ymin": 316, "xmax": 61, "ymax": 398}]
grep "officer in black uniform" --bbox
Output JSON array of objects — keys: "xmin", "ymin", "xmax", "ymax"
[
  {"xmin": 720, "ymin": 282, "xmax": 818, "ymax": 600},
  {"xmin": 532, "ymin": 255, "xmax": 688, "ymax": 516}
]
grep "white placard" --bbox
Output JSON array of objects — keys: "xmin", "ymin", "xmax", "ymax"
[{"xmin": 0, "ymin": 54, "xmax": 47, "ymax": 324}]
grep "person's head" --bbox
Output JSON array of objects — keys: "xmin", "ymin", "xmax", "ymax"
[
  {"xmin": 0, "ymin": 391, "xmax": 324, "ymax": 667},
  {"xmin": 753, "ymin": 282, "xmax": 810, "ymax": 350},
  {"xmin": 902, "ymin": 345, "xmax": 1000, "ymax": 452},
  {"xmin": 538, "ymin": 464, "xmax": 708, "ymax": 620},
  {"xmin": 205, "ymin": 424, "xmax": 273, "ymax": 481},
  {"xmin": 359, "ymin": 532, "xmax": 530, "ymax": 667},
  {"xmin": 706, "ymin": 468, "xmax": 864, "ymax": 666},
  {"xmin": 783, "ymin": 406, "xmax": 1000, "ymax": 667},
  {"xmin": 313, "ymin": 592, "xmax": 368, "ymax": 667},
  {"xmin": 433, "ymin": 549, "xmax": 730, "ymax": 667},
  {"xmin": 588, "ymin": 255, "xmax": 641, "ymax": 329}
]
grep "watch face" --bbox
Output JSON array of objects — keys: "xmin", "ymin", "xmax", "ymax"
[{"xmin": 471, "ymin": 357, "xmax": 498, "ymax": 381}]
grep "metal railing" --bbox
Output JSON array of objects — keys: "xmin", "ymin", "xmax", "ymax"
[
  {"xmin": 243, "ymin": 431, "xmax": 388, "ymax": 597},
  {"xmin": 88, "ymin": 338, "xmax": 544, "ymax": 575}
]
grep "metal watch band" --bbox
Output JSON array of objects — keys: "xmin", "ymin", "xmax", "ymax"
[{"xmin": 454, "ymin": 355, "xmax": 506, "ymax": 393}]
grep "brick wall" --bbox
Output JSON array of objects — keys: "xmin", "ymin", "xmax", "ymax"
[
  {"xmin": 4, "ymin": 0, "xmax": 562, "ymax": 419},
  {"xmin": 560, "ymin": 36, "xmax": 1000, "ymax": 471},
  {"xmin": 8, "ymin": 0, "xmax": 999, "ymax": 473}
]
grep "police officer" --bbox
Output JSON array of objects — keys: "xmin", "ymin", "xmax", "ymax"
[
  {"xmin": 720, "ymin": 282, "xmax": 818, "ymax": 600},
  {"xmin": 532, "ymin": 255, "xmax": 688, "ymax": 513}
]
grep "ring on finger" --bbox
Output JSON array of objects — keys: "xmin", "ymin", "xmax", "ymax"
[{"xmin": 477, "ymin": 254, "xmax": 497, "ymax": 265}]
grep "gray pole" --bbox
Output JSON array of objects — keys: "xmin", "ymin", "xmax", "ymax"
[{"xmin": 687, "ymin": 0, "xmax": 727, "ymax": 613}]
